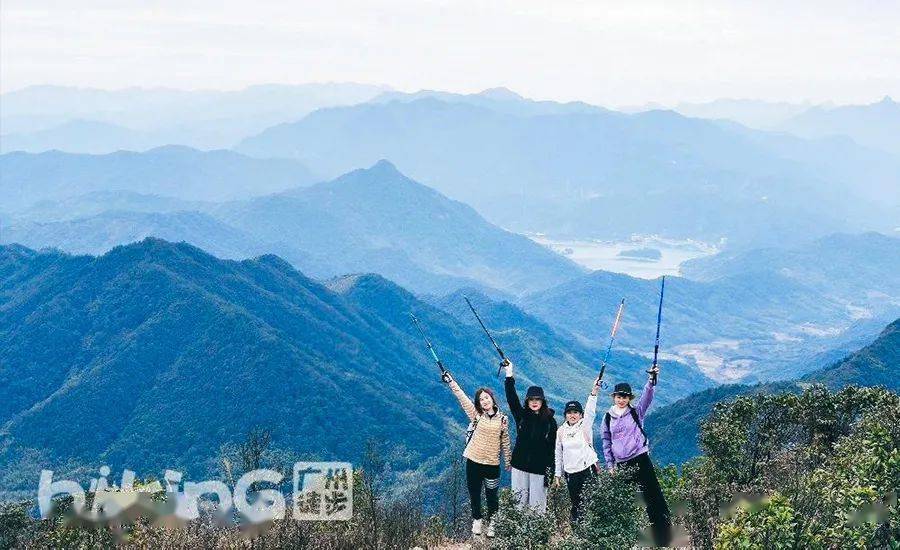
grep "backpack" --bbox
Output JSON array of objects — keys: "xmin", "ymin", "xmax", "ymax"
[{"xmin": 604, "ymin": 406, "xmax": 649, "ymax": 449}]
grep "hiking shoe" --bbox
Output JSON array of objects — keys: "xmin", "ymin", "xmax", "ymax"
[
  {"xmin": 471, "ymin": 518, "xmax": 482, "ymax": 535},
  {"xmin": 486, "ymin": 519, "xmax": 495, "ymax": 538}
]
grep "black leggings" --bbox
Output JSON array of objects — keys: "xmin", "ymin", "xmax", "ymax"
[
  {"xmin": 565, "ymin": 465, "xmax": 597, "ymax": 524},
  {"xmin": 466, "ymin": 459, "xmax": 500, "ymax": 520},
  {"xmin": 619, "ymin": 452, "xmax": 672, "ymax": 546}
]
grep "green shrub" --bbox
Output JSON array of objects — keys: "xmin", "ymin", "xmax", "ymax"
[
  {"xmin": 490, "ymin": 489, "xmax": 554, "ymax": 550},
  {"xmin": 562, "ymin": 467, "xmax": 647, "ymax": 550},
  {"xmin": 715, "ymin": 493, "xmax": 798, "ymax": 549}
]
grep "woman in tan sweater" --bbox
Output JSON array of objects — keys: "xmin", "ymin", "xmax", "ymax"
[{"xmin": 442, "ymin": 371, "xmax": 511, "ymax": 538}]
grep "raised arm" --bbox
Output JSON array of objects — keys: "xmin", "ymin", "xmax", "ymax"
[
  {"xmin": 583, "ymin": 378, "xmax": 601, "ymax": 433},
  {"xmin": 446, "ymin": 375, "xmax": 477, "ymax": 422},
  {"xmin": 635, "ymin": 380, "xmax": 655, "ymax": 420},
  {"xmin": 504, "ymin": 364, "xmax": 523, "ymax": 423},
  {"xmin": 584, "ymin": 394, "xmax": 599, "ymax": 439}
]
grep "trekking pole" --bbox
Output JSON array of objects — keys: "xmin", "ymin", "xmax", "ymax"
[
  {"xmin": 648, "ymin": 276, "xmax": 666, "ymax": 385},
  {"xmin": 596, "ymin": 298, "xmax": 625, "ymax": 390},
  {"xmin": 410, "ymin": 313, "xmax": 447, "ymax": 375},
  {"xmin": 463, "ymin": 296, "xmax": 508, "ymax": 378}
]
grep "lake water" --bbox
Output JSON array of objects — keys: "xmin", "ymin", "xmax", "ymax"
[{"xmin": 528, "ymin": 234, "xmax": 718, "ymax": 278}]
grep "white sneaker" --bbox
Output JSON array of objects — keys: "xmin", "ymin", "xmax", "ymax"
[
  {"xmin": 486, "ymin": 520, "xmax": 495, "ymax": 538},
  {"xmin": 471, "ymin": 518, "xmax": 483, "ymax": 536}
]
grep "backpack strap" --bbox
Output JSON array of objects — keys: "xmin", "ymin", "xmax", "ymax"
[
  {"xmin": 604, "ymin": 409, "xmax": 649, "ymax": 448},
  {"xmin": 465, "ymin": 416, "xmax": 480, "ymax": 445},
  {"xmin": 629, "ymin": 407, "xmax": 649, "ymax": 447}
]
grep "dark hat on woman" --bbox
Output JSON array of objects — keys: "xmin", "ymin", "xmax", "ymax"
[
  {"xmin": 564, "ymin": 400, "xmax": 583, "ymax": 414},
  {"xmin": 611, "ymin": 382, "xmax": 634, "ymax": 397},
  {"xmin": 525, "ymin": 386, "xmax": 545, "ymax": 401}
]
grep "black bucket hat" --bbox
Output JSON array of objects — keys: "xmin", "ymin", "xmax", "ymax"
[
  {"xmin": 525, "ymin": 386, "xmax": 545, "ymax": 401},
  {"xmin": 564, "ymin": 400, "xmax": 583, "ymax": 414},
  {"xmin": 611, "ymin": 382, "xmax": 634, "ymax": 398}
]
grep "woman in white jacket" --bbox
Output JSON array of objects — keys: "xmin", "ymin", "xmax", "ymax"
[{"xmin": 553, "ymin": 377, "xmax": 601, "ymax": 524}]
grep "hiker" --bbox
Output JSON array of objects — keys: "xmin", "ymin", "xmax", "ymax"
[
  {"xmin": 504, "ymin": 361, "xmax": 556, "ymax": 513},
  {"xmin": 442, "ymin": 370, "xmax": 511, "ymax": 538},
  {"xmin": 553, "ymin": 376, "xmax": 602, "ymax": 524},
  {"xmin": 601, "ymin": 367, "xmax": 672, "ymax": 546}
]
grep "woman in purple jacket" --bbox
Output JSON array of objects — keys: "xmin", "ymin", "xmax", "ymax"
[{"xmin": 600, "ymin": 366, "xmax": 671, "ymax": 546}]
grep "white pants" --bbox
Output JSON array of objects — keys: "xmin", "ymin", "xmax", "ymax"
[{"xmin": 511, "ymin": 467, "xmax": 547, "ymax": 513}]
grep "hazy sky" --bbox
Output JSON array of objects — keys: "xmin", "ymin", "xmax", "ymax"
[{"xmin": 2, "ymin": 0, "xmax": 898, "ymax": 106}]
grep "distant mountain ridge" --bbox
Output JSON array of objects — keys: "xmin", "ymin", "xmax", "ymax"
[
  {"xmin": 370, "ymin": 87, "xmax": 608, "ymax": 117},
  {"xmin": 0, "ymin": 146, "xmax": 316, "ymax": 210},
  {"xmin": 520, "ymin": 232, "xmax": 899, "ymax": 384},
  {"xmin": 0, "ymin": 119, "xmax": 158, "ymax": 155},
  {"xmin": 778, "ymin": 96, "xmax": 900, "ymax": 155},
  {"xmin": 0, "ymin": 210, "xmax": 270, "ymax": 262},
  {"xmin": 680, "ymin": 232, "xmax": 900, "ymax": 310},
  {"xmin": 8, "ymin": 191, "xmax": 209, "ymax": 223},
  {"xmin": 211, "ymin": 160, "xmax": 587, "ymax": 295},
  {"xmin": 2, "ymin": 160, "xmax": 585, "ymax": 296},
  {"xmin": 0, "ymin": 83, "xmax": 391, "ymax": 151},
  {"xmin": 518, "ymin": 268, "xmax": 861, "ymax": 383},
  {"xmin": 236, "ymin": 95, "xmax": 898, "ymax": 247},
  {"xmin": 669, "ymin": 98, "xmax": 814, "ymax": 128}
]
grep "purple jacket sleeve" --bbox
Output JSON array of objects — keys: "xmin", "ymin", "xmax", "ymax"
[
  {"xmin": 601, "ymin": 414, "xmax": 614, "ymax": 467},
  {"xmin": 635, "ymin": 380, "xmax": 655, "ymax": 420}
]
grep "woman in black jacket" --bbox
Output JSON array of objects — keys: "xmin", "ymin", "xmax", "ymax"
[{"xmin": 503, "ymin": 360, "xmax": 556, "ymax": 513}]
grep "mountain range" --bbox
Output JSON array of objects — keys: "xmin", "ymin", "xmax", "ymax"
[
  {"xmin": 653, "ymin": 97, "xmax": 900, "ymax": 158},
  {"xmin": 667, "ymin": 99, "xmax": 815, "ymax": 128},
  {"xmin": 214, "ymin": 160, "xmax": 585, "ymax": 295},
  {"xmin": 680, "ymin": 232, "xmax": 900, "ymax": 311},
  {"xmin": 1, "ymin": 160, "xmax": 585, "ymax": 296},
  {"xmin": 0, "ymin": 120, "xmax": 161, "ymax": 155},
  {"xmin": 1, "ymin": 238, "xmax": 891, "ymax": 496},
  {"xmin": 0, "ymin": 146, "xmax": 316, "ymax": 211},
  {"xmin": 3, "ymin": 150, "xmax": 894, "ymax": 383},
  {"xmin": 803, "ymin": 318, "xmax": 900, "ymax": 390},
  {"xmin": 6, "ymin": 86, "xmax": 897, "ymax": 252},
  {"xmin": 371, "ymin": 87, "xmax": 607, "ymax": 117},
  {"xmin": 4, "ymin": 160, "xmax": 894, "ymax": 382},
  {"xmin": 0, "ymin": 210, "xmax": 270, "ymax": 262},
  {"xmin": 236, "ymin": 95, "xmax": 899, "ymax": 248},
  {"xmin": 0, "ymin": 239, "xmax": 455, "ymax": 495},
  {"xmin": 518, "ymin": 232, "xmax": 900, "ymax": 383},
  {"xmin": 0, "ymin": 239, "xmax": 704, "ymax": 498},
  {"xmin": 426, "ymin": 289, "xmax": 713, "ymax": 402},
  {"xmin": 0, "ymin": 83, "xmax": 390, "ymax": 152},
  {"xmin": 519, "ymin": 271, "xmax": 844, "ymax": 383},
  {"xmin": 778, "ymin": 96, "xmax": 900, "ymax": 156},
  {"xmin": 646, "ymin": 316, "xmax": 899, "ymax": 465}
]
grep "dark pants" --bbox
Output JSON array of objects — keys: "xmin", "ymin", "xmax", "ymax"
[
  {"xmin": 619, "ymin": 452, "xmax": 672, "ymax": 546},
  {"xmin": 565, "ymin": 465, "xmax": 597, "ymax": 524},
  {"xmin": 466, "ymin": 459, "xmax": 500, "ymax": 520}
]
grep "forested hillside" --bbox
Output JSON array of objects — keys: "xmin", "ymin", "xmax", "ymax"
[
  {"xmin": 646, "ymin": 316, "xmax": 899, "ymax": 466},
  {"xmin": 0, "ymin": 240, "xmax": 700, "ymax": 500}
]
